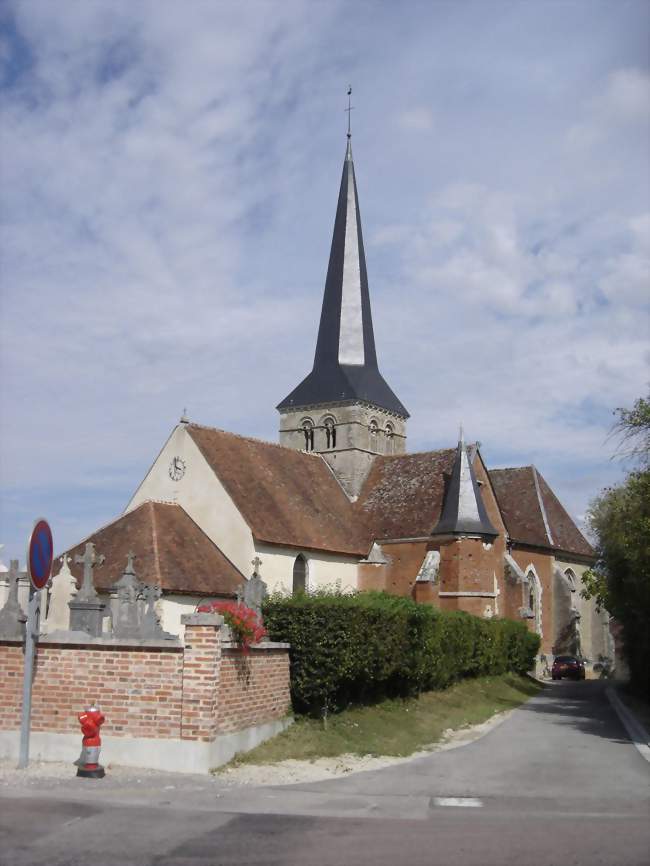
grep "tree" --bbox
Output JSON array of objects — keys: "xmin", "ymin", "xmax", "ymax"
[
  {"xmin": 583, "ymin": 394, "xmax": 650, "ymax": 697},
  {"xmin": 610, "ymin": 395, "xmax": 650, "ymax": 467}
]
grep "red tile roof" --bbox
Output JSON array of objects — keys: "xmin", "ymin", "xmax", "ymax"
[
  {"xmin": 187, "ymin": 425, "xmax": 368, "ymax": 555},
  {"xmin": 489, "ymin": 467, "xmax": 594, "ymax": 559},
  {"xmin": 60, "ymin": 501, "xmax": 244, "ymax": 596},
  {"xmin": 355, "ymin": 449, "xmax": 456, "ymax": 540}
]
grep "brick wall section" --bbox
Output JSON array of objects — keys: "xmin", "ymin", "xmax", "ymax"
[
  {"xmin": 0, "ymin": 641, "xmax": 184, "ymax": 738},
  {"xmin": 180, "ymin": 616, "xmax": 221, "ymax": 742},
  {"xmin": 0, "ymin": 643, "xmax": 24, "ymax": 732},
  {"xmin": 359, "ymin": 541, "xmax": 428, "ymax": 597},
  {"xmin": 0, "ymin": 614, "xmax": 290, "ymax": 744},
  {"xmin": 218, "ymin": 646, "xmax": 291, "ymax": 734}
]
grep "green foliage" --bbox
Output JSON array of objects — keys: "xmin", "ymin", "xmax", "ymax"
[
  {"xmin": 581, "ymin": 394, "xmax": 650, "ymax": 698},
  {"xmin": 583, "ymin": 466, "xmax": 650, "ymax": 697},
  {"xmin": 611, "ymin": 395, "xmax": 650, "ymax": 467},
  {"xmin": 262, "ymin": 591, "xmax": 540, "ymax": 716}
]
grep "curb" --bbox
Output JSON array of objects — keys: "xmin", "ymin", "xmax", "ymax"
[{"xmin": 605, "ymin": 687, "xmax": 650, "ymax": 764}]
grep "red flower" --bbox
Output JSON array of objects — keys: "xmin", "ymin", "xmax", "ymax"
[{"xmin": 197, "ymin": 600, "xmax": 266, "ymax": 652}]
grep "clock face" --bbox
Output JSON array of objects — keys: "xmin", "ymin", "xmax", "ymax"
[{"xmin": 169, "ymin": 456, "xmax": 186, "ymax": 481}]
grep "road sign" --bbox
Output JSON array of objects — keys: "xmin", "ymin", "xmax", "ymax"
[
  {"xmin": 18, "ymin": 518, "xmax": 53, "ymax": 769},
  {"xmin": 27, "ymin": 519, "xmax": 53, "ymax": 590}
]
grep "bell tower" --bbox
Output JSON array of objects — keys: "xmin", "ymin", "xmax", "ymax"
[{"xmin": 277, "ymin": 111, "xmax": 408, "ymax": 498}]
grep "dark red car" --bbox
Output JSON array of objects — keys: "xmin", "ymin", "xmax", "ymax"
[{"xmin": 552, "ymin": 655, "xmax": 586, "ymax": 680}]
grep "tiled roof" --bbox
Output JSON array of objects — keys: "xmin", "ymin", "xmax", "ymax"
[
  {"xmin": 187, "ymin": 425, "xmax": 368, "ymax": 555},
  {"xmin": 60, "ymin": 501, "xmax": 244, "ymax": 596},
  {"xmin": 489, "ymin": 467, "xmax": 594, "ymax": 559},
  {"xmin": 355, "ymin": 449, "xmax": 457, "ymax": 540}
]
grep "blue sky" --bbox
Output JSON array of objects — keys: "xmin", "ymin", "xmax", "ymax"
[{"xmin": 1, "ymin": 0, "xmax": 648, "ymax": 565}]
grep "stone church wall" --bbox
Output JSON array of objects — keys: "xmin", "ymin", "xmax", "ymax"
[
  {"xmin": 254, "ymin": 543, "xmax": 359, "ymax": 595},
  {"xmin": 508, "ymin": 548, "xmax": 554, "ymax": 656},
  {"xmin": 358, "ymin": 540, "xmax": 428, "ymax": 596},
  {"xmin": 554, "ymin": 558, "xmax": 612, "ymax": 664}
]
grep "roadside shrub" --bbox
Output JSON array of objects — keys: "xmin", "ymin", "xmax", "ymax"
[{"xmin": 263, "ymin": 591, "xmax": 540, "ymax": 716}]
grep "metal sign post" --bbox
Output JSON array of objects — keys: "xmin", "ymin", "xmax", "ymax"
[
  {"xmin": 17, "ymin": 519, "xmax": 53, "ymax": 770},
  {"xmin": 17, "ymin": 588, "xmax": 41, "ymax": 768}
]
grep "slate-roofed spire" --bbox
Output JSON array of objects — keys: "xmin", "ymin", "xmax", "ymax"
[
  {"xmin": 432, "ymin": 430, "xmax": 498, "ymax": 538},
  {"xmin": 277, "ymin": 130, "xmax": 408, "ymax": 417}
]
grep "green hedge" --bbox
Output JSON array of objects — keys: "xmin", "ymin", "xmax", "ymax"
[{"xmin": 263, "ymin": 591, "xmax": 540, "ymax": 716}]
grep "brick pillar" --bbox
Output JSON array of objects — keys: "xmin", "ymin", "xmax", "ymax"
[{"xmin": 180, "ymin": 613, "xmax": 223, "ymax": 742}]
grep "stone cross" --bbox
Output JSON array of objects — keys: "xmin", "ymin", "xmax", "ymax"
[
  {"xmin": 74, "ymin": 542, "xmax": 105, "ymax": 601},
  {"xmin": 69, "ymin": 543, "xmax": 106, "ymax": 636},
  {"xmin": 0, "ymin": 560, "xmax": 27, "ymax": 639},
  {"xmin": 242, "ymin": 557, "xmax": 268, "ymax": 618},
  {"xmin": 141, "ymin": 583, "xmax": 173, "ymax": 640},
  {"xmin": 6, "ymin": 560, "xmax": 22, "ymax": 609}
]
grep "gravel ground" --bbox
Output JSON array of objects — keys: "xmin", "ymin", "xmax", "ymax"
[{"xmin": 0, "ymin": 710, "xmax": 512, "ymax": 791}]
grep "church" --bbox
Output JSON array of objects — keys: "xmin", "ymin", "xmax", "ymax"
[{"xmin": 51, "ymin": 128, "xmax": 611, "ymax": 671}]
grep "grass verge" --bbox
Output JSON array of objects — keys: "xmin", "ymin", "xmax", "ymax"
[{"xmin": 221, "ymin": 673, "xmax": 541, "ymax": 768}]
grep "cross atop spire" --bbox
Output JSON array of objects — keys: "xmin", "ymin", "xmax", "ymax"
[{"xmin": 345, "ymin": 86, "xmax": 354, "ymax": 139}]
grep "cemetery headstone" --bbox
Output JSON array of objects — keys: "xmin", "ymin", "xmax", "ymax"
[
  {"xmin": 0, "ymin": 560, "xmax": 27, "ymax": 640},
  {"xmin": 69, "ymin": 543, "xmax": 106, "ymax": 636}
]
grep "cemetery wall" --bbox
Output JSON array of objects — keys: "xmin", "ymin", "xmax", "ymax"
[
  {"xmin": 219, "ymin": 645, "xmax": 290, "ymax": 734},
  {"xmin": 0, "ymin": 614, "xmax": 291, "ymax": 772}
]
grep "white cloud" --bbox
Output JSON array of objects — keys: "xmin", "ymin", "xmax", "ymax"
[
  {"xmin": 568, "ymin": 66, "xmax": 650, "ymax": 148},
  {"xmin": 0, "ymin": 0, "xmax": 648, "ymax": 562}
]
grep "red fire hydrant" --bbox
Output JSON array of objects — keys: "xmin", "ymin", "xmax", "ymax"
[{"xmin": 75, "ymin": 703, "xmax": 106, "ymax": 779}]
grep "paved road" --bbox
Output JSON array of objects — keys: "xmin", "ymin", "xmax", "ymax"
[{"xmin": 1, "ymin": 681, "xmax": 648, "ymax": 865}]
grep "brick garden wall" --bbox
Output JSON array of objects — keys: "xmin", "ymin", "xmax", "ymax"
[
  {"xmin": 218, "ymin": 646, "xmax": 290, "ymax": 734},
  {"xmin": 0, "ymin": 614, "xmax": 290, "ymax": 746},
  {"xmin": 0, "ymin": 641, "xmax": 184, "ymax": 739}
]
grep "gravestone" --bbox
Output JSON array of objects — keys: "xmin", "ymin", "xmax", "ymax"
[
  {"xmin": 42, "ymin": 554, "xmax": 77, "ymax": 633},
  {"xmin": 240, "ymin": 556, "xmax": 268, "ymax": 618},
  {"xmin": 141, "ymin": 582, "xmax": 174, "ymax": 640},
  {"xmin": 69, "ymin": 543, "xmax": 106, "ymax": 637},
  {"xmin": 0, "ymin": 560, "xmax": 27, "ymax": 640},
  {"xmin": 110, "ymin": 553, "xmax": 174, "ymax": 640},
  {"xmin": 111, "ymin": 552, "xmax": 144, "ymax": 638}
]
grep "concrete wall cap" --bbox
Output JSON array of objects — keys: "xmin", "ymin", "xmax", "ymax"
[
  {"xmin": 180, "ymin": 613, "xmax": 225, "ymax": 627},
  {"xmin": 221, "ymin": 640, "xmax": 290, "ymax": 650},
  {"xmin": 37, "ymin": 630, "xmax": 182, "ymax": 649}
]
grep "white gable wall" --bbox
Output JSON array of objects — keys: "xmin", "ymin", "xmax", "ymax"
[
  {"xmin": 125, "ymin": 424, "xmax": 256, "ymax": 577},
  {"xmin": 254, "ymin": 543, "xmax": 359, "ymax": 595}
]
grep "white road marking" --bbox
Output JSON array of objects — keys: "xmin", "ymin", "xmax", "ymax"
[
  {"xmin": 433, "ymin": 797, "xmax": 483, "ymax": 808},
  {"xmin": 606, "ymin": 687, "xmax": 650, "ymax": 764}
]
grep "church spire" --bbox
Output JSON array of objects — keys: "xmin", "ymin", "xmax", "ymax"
[
  {"xmin": 432, "ymin": 434, "xmax": 498, "ymax": 538},
  {"xmin": 277, "ymin": 115, "xmax": 407, "ymax": 418}
]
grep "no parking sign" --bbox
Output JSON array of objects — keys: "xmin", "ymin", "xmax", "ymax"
[{"xmin": 27, "ymin": 519, "xmax": 53, "ymax": 590}]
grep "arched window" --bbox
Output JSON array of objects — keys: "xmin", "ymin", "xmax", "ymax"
[
  {"xmin": 323, "ymin": 416, "xmax": 337, "ymax": 450},
  {"xmin": 526, "ymin": 568, "xmax": 542, "ymax": 637},
  {"xmin": 301, "ymin": 419, "xmax": 314, "ymax": 451},
  {"xmin": 293, "ymin": 554, "xmax": 308, "ymax": 594},
  {"xmin": 369, "ymin": 419, "xmax": 379, "ymax": 443},
  {"xmin": 564, "ymin": 569, "xmax": 576, "ymax": 592},
  {"xmin": 385, "ymin": 422, "xmax": 394, "ymax": 454}
]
